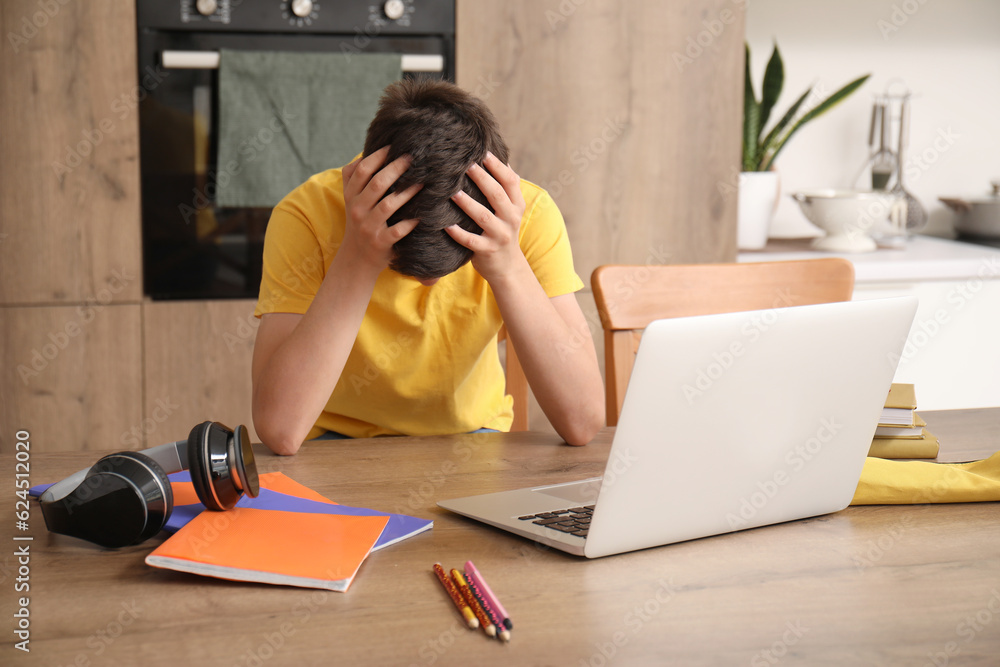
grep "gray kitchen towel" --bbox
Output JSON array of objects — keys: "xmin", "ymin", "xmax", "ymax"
[{"xmin": 215, "ymin": 49, "xmax": 402, "ymax": 208}]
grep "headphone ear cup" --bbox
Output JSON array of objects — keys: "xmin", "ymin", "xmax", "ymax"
[
  {"xmin": 187, "ymin": 421, "xmax": 219, "ymax": 510},
  {"xmin": 233, "ymin": 424, "xmax": 260, "ymax": 499},
  {"xmin": 41, "ymin": 452, "xmax": 174, "ymax": 548},
  {"xmin": 187, "ymin": 421, "xmax": 244, "ymax": 511}
]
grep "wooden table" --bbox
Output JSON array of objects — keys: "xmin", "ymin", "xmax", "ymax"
[{"xmin": 3, "ymin": 409, "xmax": 999, "ymax": 665}]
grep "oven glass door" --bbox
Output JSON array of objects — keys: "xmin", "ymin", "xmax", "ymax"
[{"xmin": 137, "ymin": 32, "xmax": 451, "ymax": 300}]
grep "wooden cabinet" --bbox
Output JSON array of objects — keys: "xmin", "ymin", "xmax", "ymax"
[
  {"xmin": 142, "ymin": 300, "xmax": 261, "ymax": 446},
  {"xmin": 455, "ymin": 0, "xmax": 744, "ymax": 277},
  {"xmin": 0, "ymin": 0, "xmax": 144, "ymax": 453},
  {"xmin": 0, "ymin": 0, "xmax": 142, "ymax": 305},
  {"xmin": 0, "ymin": 305, "xmax": 143, "ymax": 452},
  {"xmin": 854, "ymin": 280, "xmax": 1000, "ymax": 410},
  {"xmin": 0, "ymin": 0, "xmax": 259, "ymax": 452}
]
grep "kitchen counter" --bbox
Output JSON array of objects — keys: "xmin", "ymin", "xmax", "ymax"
[
  {"xmin": 738, "ymin": 235, "xmax": 1000, "ymax": 283},
  {"xmin": 741, "ymin": 235, "xmax": 1000, "ymax": 411}
]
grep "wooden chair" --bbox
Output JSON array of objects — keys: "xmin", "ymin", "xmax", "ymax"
[
  {"xmin": 591, "ymin": 259, "xmax": 856, "ymax": 426},
  {"xmin": 499, "ymin": 325, "xmax": 529, "ymax": 431}
]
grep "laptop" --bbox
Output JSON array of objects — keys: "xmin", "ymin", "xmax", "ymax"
[{"xmin": 438, "ymin": 296, "xmax": 918, "ymax": 558}]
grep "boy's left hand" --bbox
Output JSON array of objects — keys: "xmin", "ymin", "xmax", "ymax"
[{"xmin": 446, "ymin": 152, "xmax": 527, "ymax": 284}]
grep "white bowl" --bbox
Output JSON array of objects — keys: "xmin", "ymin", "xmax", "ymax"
[{"xmin": 791, "ymin": 189, "xmax": 901, "ymax": 252}]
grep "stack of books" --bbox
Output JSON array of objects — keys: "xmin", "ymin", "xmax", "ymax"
[{"xmin": 869, "ymin": 383, "xmax": 940, "ymax": 459}]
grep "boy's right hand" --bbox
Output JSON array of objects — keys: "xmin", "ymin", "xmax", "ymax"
[{"xmin": 340, "ymin": 146, "xmax": 422, "ymax": 273}]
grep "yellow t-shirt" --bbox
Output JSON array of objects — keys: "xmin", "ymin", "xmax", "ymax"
[{"xmin": 254, "ymin": 167, "xmax": 584, "ymax": 439}]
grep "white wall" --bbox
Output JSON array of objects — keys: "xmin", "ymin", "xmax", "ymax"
[{"xmin": 746, "ymin": 0, "xmax": 1000, "ymax": 238}]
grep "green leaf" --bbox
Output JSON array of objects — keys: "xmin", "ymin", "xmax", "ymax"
[
  {"xmin": 760, "ymin": 74, "xmax": 870, "ymax": 171},
  {"xmin": 792, "ymin": 74, "xmax": 870, "ymax": 131},
  {"xmin": 742, "ymin": 45, "xmax": 760, "ymax": 172},
  {"xmin": 758, "ymin": 43, "xmax": 783, "ymax": 138},
  {"xmin": 756, "ymin": 87, "xmax": 812, "ymax": 167}
]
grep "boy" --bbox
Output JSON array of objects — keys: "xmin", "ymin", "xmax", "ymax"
[{"xmin": 251, "ymin": 79, "xmax": 604, "ymax": 455}]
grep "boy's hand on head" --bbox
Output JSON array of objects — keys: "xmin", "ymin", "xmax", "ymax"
[
  {"xmin": 446, "ymin": 152, "xmax": 527, "ymax": 284},
  {"xmin": 341, "ymin": 146, "xmax": 422, "ymax": 273}
]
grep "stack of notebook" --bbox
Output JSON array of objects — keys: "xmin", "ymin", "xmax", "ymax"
[
  {"xmin": 144, "ymin": 471, "xmax": 433, "ymax": 592},
  {"xmin": 868, "ymin": 383, "xmax": 940, "ymax": 459}
]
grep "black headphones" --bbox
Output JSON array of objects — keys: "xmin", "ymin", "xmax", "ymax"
[{"xmin": 39, "ymin": 421, "xmax": 259, "ymax": 549}]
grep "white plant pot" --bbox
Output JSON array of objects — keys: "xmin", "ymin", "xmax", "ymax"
[{"xmin": 738, "ymin": 171, "xmax": 779, "ymax": 250}]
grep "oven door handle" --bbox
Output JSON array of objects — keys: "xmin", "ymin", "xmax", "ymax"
[{"xmin": 160, "ymin": 50, "xmax": 444, "ymax": 72}]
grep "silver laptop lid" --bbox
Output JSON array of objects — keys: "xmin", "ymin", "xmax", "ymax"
[{"xmin": 584, "ymin": 296, "xmax": 917, "ymax": 558}]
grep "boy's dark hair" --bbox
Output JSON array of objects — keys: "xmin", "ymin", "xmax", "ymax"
[{"xmin": 362, "ymin": 78, "xmax": 510, "ymax": 279}]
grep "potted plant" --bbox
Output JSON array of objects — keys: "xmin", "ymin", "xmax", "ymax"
[{"xmin": 738, "ymin": 43, "xmax": 870, "ymax": 249}]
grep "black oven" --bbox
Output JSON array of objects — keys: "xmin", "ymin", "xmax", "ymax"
[{"xmin": 135, "ymin": 0, "xmax": 455, "ymax": 300}]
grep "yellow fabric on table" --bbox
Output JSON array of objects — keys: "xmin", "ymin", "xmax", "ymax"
[{"xmin": 852, "ymin": 450, "xmax": 1000, "ymax": 505}]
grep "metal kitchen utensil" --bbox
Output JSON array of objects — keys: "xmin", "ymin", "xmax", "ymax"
[
  {"xmin": 870, "ymin": 98, "xmax": 895, "ymax": 190},
  {"xmin": 891, "ymin": 97, "xmax": 927, "ymax": 234},
  {"xmin": 940, "ymin": 180, "xmax": 1000, "ymax": 239},
  {"xmin": 853, "ymin": 96, "xmax": 896, "ymax": 191}
]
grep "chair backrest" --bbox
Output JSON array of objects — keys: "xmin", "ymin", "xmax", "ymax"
[
  {"xmin": 500, "ymin": 325, "xmax": 530, "ymax": 431},
  {"xmin": 591, "ymin": 259, "xmax": 856, "ymax": 426}
]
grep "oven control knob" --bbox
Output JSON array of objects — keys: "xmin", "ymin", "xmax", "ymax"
[
  {"xmin": 195, "ymin": 0, "xmax": 217, "ymax": 16},
  {"xmin": 383, "ymin": 0, "xmax": 405, "ymax": 21},
  {"xmin": 290, "ymin": 0, "xmax": 313, "ymax": 18}
]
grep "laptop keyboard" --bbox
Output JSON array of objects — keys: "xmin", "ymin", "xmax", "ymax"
[{"xmin": 518, "ymin": 506, "xmax": 594, "ymax": 538}]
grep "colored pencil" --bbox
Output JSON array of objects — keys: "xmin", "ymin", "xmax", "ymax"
[
  {"xmin": 464, "ymin": 564, "xmax": 511, "ymax": 641},
  {"xmin": 465, "ymin": 560, "xmax": 513, "ymax": 631},
  {"xmin": 451, "ymin": 568, "xmax": 496, "ymax": 638},
  {"xmin": 433, "ymin": 563, "xmax": 477, "ymax": 629}
]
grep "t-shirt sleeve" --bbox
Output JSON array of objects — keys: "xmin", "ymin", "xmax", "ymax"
[
  {"xmin": 518, "ymin": 184, "xmax": 585, "ymax": 298},
  {"xmin": 254, "ymin": 202, "xmax": 330, "ymax": 318}
]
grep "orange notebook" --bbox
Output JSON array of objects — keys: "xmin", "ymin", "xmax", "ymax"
[
  {"xmin": 170, "ymin": 472, "xmax": 337, "ymax": 507},
  {"xmin": 146, "ymin": 507, "xmax": 388, "ymax": 592}
]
